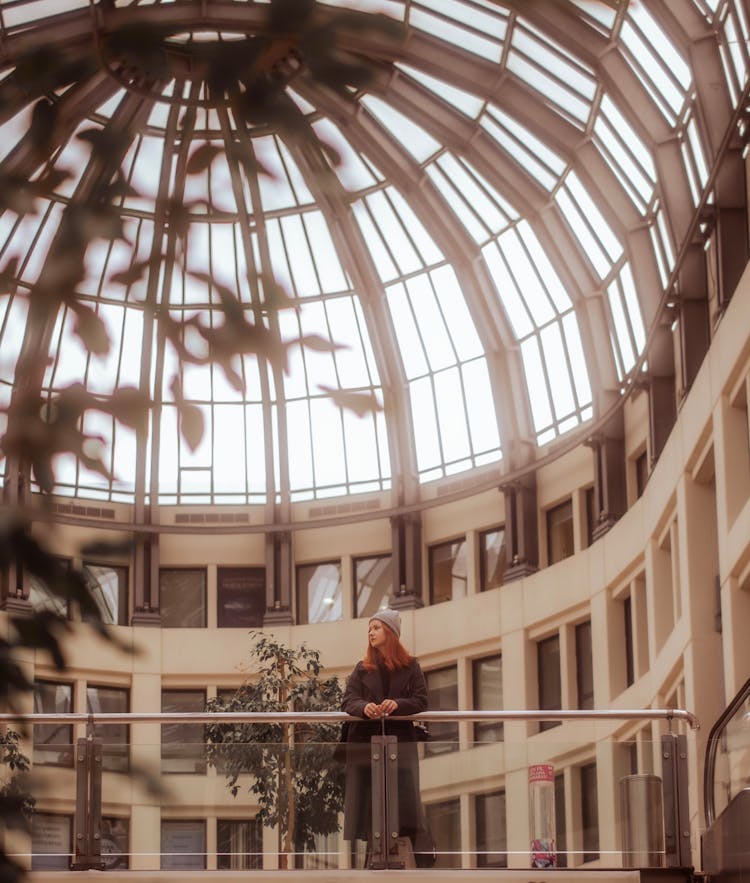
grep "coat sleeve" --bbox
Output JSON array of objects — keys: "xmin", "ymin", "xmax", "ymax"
[
  {"xmin": 394, "ymin": 661, "xmax": 428, "ymax": 716},
  {"xmin": 341, "ymin": 663, "xmax": 369, "ymax": 718}
]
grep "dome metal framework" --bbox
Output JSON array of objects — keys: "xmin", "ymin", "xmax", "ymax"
[{"xmin": 0, "ymin": 0, "xmax": 747, "ymax": 516}]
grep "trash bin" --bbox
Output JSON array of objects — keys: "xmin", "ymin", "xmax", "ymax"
[{"xmin": 620, "ymin": 774, "xmax": 665, "ymax": 868}]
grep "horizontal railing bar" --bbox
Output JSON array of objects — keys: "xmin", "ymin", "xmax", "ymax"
[{"xmin": 0, "ymin": 707, "xmax": 699, "ymax": 728}]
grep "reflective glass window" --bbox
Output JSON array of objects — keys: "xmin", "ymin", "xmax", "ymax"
[
  {"xmin": 296, "ymin": 561, "xmax": 342, "ymax": 625},
  {"xmin": 160, "ymin": 569, "xmax": 206, "ymax": 628}
]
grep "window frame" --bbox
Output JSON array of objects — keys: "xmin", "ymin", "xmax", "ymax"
[
  {"xmin": 216, "ymin": 566, "xmax": 266, "ymax": 628},
  {"xmin": 353, "ymin": 553, "xmax": 393, "ymax": 618},
  {"xmin": 428, "ymin": 536, "xmax": 467, "ymax": 605},
  {"xmin": 472, "ymin": 653, "xmax": 503, "ymax": 743},
  {"xmin": 159, "ymin": 568, "xmax": 207, "ymax": 628},
  {"xmin": 479, "ymin": 526, "xmax": 506, "ymax": 591},
  {"xmin": 474, "ymin": 789, "xmax": 507, "ymax": 868},
  {"xmin": 295, "ymin": 559, "xmax": 343, "ymax": 625},
  {"xmin": 425, "ymin": 664, "xmax": 459, "ymax": 755},
  {"xmin": 537, "ymin": 633, "xmax": 562, "ymax": 733},
  {"xmin": 575, "ymin": 620, "xmax": 594, "ymax": 710},
  {"xmin": 546, "ymin": 498, "xmax": 575, "ymax": 565},
  {"xmin": 33, "ymin": 679, "xmax": 74, "ymax": 767},
  {"xmin": 86, "ymin": 684, "xmax": 130, "ymax": 773},
  {"xmin": 161, "ymin": 688, "xmax": 207, "ymax": 775},
  {"xmin": 82, "ymin": 561, "xmax": 129, "ymax": 626}
]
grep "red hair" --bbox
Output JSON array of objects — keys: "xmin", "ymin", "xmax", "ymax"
[{"xmin": 363, "ymin": 625, "xmax": 413, "ymax": 671}]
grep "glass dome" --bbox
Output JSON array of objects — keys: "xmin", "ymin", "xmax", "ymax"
[{"xmin": 0, "ymin": 0, "xmax": 740, "ymax": 508}]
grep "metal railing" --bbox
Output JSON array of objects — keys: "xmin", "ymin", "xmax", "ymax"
[
  {"xmin": 0, "ymin": 707, "xmax": 699, "ymax": 872},
  {"xmin": 0, "ymin": 707, "xmax": 700, "ymax": 727}
]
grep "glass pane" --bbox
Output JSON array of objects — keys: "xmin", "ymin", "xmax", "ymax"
[
  {"xmin": 160, "ymin": 820, "xmax": 206, "ymax": 870},
  {"xmin": 425, "ymin": 666, "xmax": 459, "ymax": 754},
  {"xmin": 33, "ymin": 681, "xmax": 73, "ymax": 767},
  {"xmin": 480, "ymin": 527, "xmax": 507, "ymax": 591},
  {"xmin": 217, "ymin": 818, "xmax": 263, "ymax": 870},
  {"xmin": 217, "ymin": 567, "xmax": 266, "ymax": 628},
  {"xmin": 82, "ymin": 563, "xmax": 128, "ymax": 625},
  {"xmin": 538, "ymin": 635, "xmax": 561, "ymax": 732},
  {"xmin": 101, "ymin": 817, "xmax": 129, "ymax": 870},
  {"xmin": 161, "ymin": 690, "xmax": 206, "ymax": 774},
  {"xmin": 159, "ymin": 569, "xmax": 206, "ymax": 628},
  {"xmin": 473, "ymin": 655, "xmax": 503, "ymax": 743},
  {"xmin": 475, "ymin": 790, "xmax": 507, "ymax": 867},
  {"xmin": 297, "ymin": 561, "xmax": 342, "ymax": 624},
  {"xmin": 547, "ymin": 499, "xmax": 574, "ymax": 563},
  {"xmin": 86, "ymin": 685, "xmax": 129, "ymax": 773},
  {"xmin": 429, "ymin": 539, "xmax": 467, "ymax": 604},
  {"xmin": 354, "ymin": 555, "xmax": 393, "ymax": 618},
  {"xmin": 31, "ymin": 813, "xmax": 73, "ymax": 870}
]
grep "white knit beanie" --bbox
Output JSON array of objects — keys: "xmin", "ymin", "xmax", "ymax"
[{"xmin": 369, "ymin": 608, "xmax": 401, "ymax": 638}]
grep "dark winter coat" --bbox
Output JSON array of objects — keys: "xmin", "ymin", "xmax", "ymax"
[{"xmin": 340, "ymin": 658, "xmax": 428, "ymax": 842}]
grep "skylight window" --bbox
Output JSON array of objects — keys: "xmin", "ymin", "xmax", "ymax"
[
  {"xmin": 481, "ymin": 105, "xmax": 566, "ymax": 191},
  {"xmin": 408, "ymin": 0, "xmax": 507, "ymax": 63},
  {"xmin": 483, "ymin": 222, "xmax": 572, "ymax": 334},
  {"xmin": 312, "ymin": 118, "xmax": 381, "ymax": 191},
  {"xmin": 555, "ymin": 171, "xmax": 623, "ymax": 280},
  {"xmin": 715, "ymin": 3, "xmax": 749, "ymax": 106},
  {"xmin": 397, "ymin": 64, "xmax": 485, "ymax": 119},
  {"xmin": 508, "ymin": 23, "xmax": 596, "ymax": 125},
  {"xmin": 361, "ymin": 95, "xmax": 441, "ymax": 162},
  {"xmin": 427, "ymin": 153, "xmax": 515, "ymax": 243},
  {"xmin": 606, "ymin": 263, "xmax": 646, "ymax": 379},
  {"xmin": 593, "ymin": 95, "xmax": 656, "ymax": 214},
  {"xmin": 620, "ymin": 7, "xmax": 691, "ymax": 125}
]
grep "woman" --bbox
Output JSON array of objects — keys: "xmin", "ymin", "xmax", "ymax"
[{"xmin": 340, "ymin": 609, "xmax": 429, "ymax": 865}]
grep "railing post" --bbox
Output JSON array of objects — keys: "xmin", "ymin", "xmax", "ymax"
[
  {"xmin": 661, "ymin": 732, "xmax": 691, "ymax": 868},
  {"xmin": 71, "ymin": 735, "xmax": 104, "ymax": 870},
  {"xmin": 369, "ymin": 735, "xmax": 402, "ymax": 869}
]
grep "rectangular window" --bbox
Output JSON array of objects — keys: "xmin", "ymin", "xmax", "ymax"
[
  {"xmin": 217, "ymin": 567, "xmax": 265, "ymax": 628},
  {"xmin": 429, "ymin": 538, "xmax": 467, "ymax": 604},
  {"xmin": 472, "ymin": 654, "xmax": 503, "ymax": 743},
  {"xmin": 86, "ymin": 685, "xmax": 129, "ymax": 773},
  {"xmin": 354, "ymin": 555, "xmax": 392, "ymax": 618},
  {"xmin": 101, "ymin": 817, "xmax": 129, "ymax": 870},
  {"xmin": 475, "ymin": 790, "xmax": 507, "ymax": 868},
  {"xmin": 217, "ymin": 819, "xmax": 262, "ymax": 870},
  {"xmin": 160, "ymin": 569, "xmax": 206, "ymax": 628},
  {"xmin": 555, "ymin": 773, "xmax": 567, "ymax": 867},
  {"xmin": 580, "ymin": 762, "xmax": 599, "ymax": 862},
  {"xmin": 624, "ymin": 595, "xmax": 635, "ymax": 687},
  {"xmin": 480, "ymin": 527, "xmax": 506, "ymax": 590},
  {"xmin": 575, "ymin": 620, "xmax": 594, "ymax": 710},
  {"xmin": 635, "ymin": 450, "xmax": 648, "ymax": 498},
  {"xmin": 31, "ymin": 812, "xmax": 72, "ymax": 870},
  {"xmin": 585, "ymin": 486, "xmax": 596, "ymax": 547},
  {"xmin": 295, "ymin": 831, "xmax": 340, "ymax": 869},
  {"xmin": 28, "ymin": 558, "xmax": 71, "ymax": 617},
  {"xmin": 296, "ymin": 561, "xmax": 342, "ymax": 624},
  {"xmin": 33, "ymin": 681, "xmax": 73, "ymax": 767},
  {"xmin": 82, "ymin": 563, "xmax": 128, "ymax": 625},
  {"xmin": 547, "ymin": 499, "xmax": 574, "ymax": 564},
  {"xmin": 425, "ymin": 798, "xmax": 461, "ymax": 869},
  {"xmin": 160, "ymin": 819, "xmax": 206, "ymax": 870},
  {"xmin": 425, "ymin": 666, "xmax": 459, "ymax": 755},
  {"xmin": 161, "ymin": 689, "xmax": 206, "ymax": 774},
  {"xmin": 537, "ymin": 634, "xmax": 561, "ymax": 732}
]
